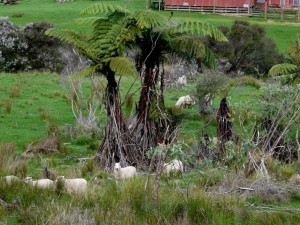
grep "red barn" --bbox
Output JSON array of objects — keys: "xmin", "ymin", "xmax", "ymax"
[{"xmin": 165, "ymin": 0, "xmax": 255, "ymax": 8}]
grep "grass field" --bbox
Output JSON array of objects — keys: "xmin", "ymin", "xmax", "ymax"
[
  {"xmin": 0, "ymin": 0, "xmax": 299, "ymax": 52},
  {"xmin": 0, "ymin": 72, "xmax": 263, "ymax": 153}
]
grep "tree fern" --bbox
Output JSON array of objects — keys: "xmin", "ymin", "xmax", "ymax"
[{"xmin": 268, "ymin": 63, "xmax": 297, "ymax": 76}]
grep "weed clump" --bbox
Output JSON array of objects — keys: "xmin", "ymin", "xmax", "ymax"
[{"xmin": 5, "ymin": 98, "xmax": 11, "ymax": 113}]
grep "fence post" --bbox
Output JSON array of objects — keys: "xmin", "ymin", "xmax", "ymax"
[
  {"xmin": 298, "ymin": 5, "xmax": 300, "ymax": 22},
  {"xmin": 264, "ymin": 1, "xmax": 268, "ymax": 20}
]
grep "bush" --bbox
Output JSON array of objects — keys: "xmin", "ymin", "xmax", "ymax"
[
  {"xmin": 0, "ymin": 18, "xmax": 66, "ymax": 73},
  {"xmin": 0, "ymin": 17, "xmax": 29, "ymax": 72},
  {"xmin": 194, "ymin": 71, "xmax": 229, "ymax": 114},
  {"xmin": 23, "ymin": 21, "xmax": 64, "ymax": 72},
  {"xmin": 205, "ymin": 20, "xmax": 284, "ymax": 75}
]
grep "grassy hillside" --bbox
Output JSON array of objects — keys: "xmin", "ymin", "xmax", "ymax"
[
  {"xmin": 0, "ymin": 73, "xmax": 73, "ymax": 149},
  {"xmin": 0, "ymin": 72, "xmax": 263, "ymax": 152},
  {"xmin": 0, "ymin": 0, "xmax": 299, "ymax": 52}
]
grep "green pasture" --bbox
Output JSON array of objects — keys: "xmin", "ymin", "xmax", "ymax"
[
  {"xmin": 0, "ymin": 73, "xmax": 73, "ymax": 149},
  {"xmin": 0, "ymin": 0, "xmax": 299, "ymax": 53},
  {"xmin": 0, "ymin": 72, "xmax": 263, "ymax": 154}
]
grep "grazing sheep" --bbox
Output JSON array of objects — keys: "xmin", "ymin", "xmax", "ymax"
[
  {"xmin": 114, "ymin": 163, "xmax": 136, "ymax": 180},
  {"xmin": 177, "ymin": 75, "xmax": 187, "ymax": 86},
  {"xmin": 2, "ymin": 175, "xmax": 19, "ymax": 185},
  {"xmin": 175, "ymin": 95, "xmax": 195, "ymax": 108},
  {"xmin": 56, "ymin": 176, "xmax": 87, "ymax": 195},
  {"xmin": 163, "ymin": 159, "xmax": 183, "ymax": 177},
  {"xmin": 24, "ymin": 177, "xmax": 54, "ymax": 189}
]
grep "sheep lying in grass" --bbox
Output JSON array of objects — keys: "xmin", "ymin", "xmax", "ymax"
[
  {"xmin": 2, "ymin": 175, "xmax": 19, "ymax": 185},
  {"xmin": 114, "ymin": 163, "xmax": 136, "ymax": 180},
  {"xmin": 175, "ymin": 95, "xmax": 195, "ymax": 108},
  {"xmin": 24, "ymin": 177, "xmax": 54, "ymax": 189},
  {"xmin": 56, "ymin": 176, "xmax": 87, "ymax": 195},
  {"xmin": 163, "ymin": 159, "xmax": 183, "ymax": 177}
]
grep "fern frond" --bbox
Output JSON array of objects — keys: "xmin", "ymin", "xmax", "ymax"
[
  {"xmin": 133, "ymin": 10, "xmax": 166, "ymax": 29},
  {"xmin": 169, "ymin": 36, "xmax": 205, "ymax": 59},
  {"xmin": 81, "ymin": 3, "xmax": 130, "ymax": 15},
  {"xmin": 108, "ymin": 57, "xmax": 137, "ymax": 76},
  {"xmin": 72, "ymin": 65, "xmax": 102, "ymax": 80},
  {"xmin": 46, "ymin": 28, "xmax": 98, "ymax": 61},
  {"xmin": 75, "ymin": 17, "xmax": 104, "ymax": 25},
  {"xmin": 268, "ymin": 63, "xmax": 297, "ymax": 76},
  {"xmin": 169, "ymin": 36, "xmax": 216, "ymax": 69},
  {"xmin": 203, "ymin": 45, "xmax": 216, "ymax": 69},
  {"xmin": 169, "ymin": 21, "xmax": 227, "ymax": 42}
]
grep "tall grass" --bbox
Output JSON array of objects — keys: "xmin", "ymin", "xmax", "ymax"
[{"xmin": 1, "ymin": 177, "xmax": 299, "ymax": 224}]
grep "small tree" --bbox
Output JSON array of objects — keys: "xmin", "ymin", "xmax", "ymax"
[{"xmin": 205, "ymin": 20, "xmax": 283, "ymax": 75}]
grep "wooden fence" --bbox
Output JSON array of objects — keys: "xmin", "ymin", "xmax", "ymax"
[{"xmin": 164, "ymin": 5, "xmax": 300, "ymax": 21}]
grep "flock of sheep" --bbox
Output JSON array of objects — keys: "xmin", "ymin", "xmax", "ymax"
[{"xmin": 2, "ymin": 159, "xmax": 184, "ymax": 195}]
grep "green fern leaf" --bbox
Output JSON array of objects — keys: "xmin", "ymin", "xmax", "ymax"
[
  {"xmin": 268, "ymin": 63, "xmax": 297, "ymax": 76},
  {"xmin": 133, "ymin": 10, "xmax": 166, "ymax": 29},
  {"xmin": 81, "ymin": 3, "xmax": 130, "ymax": 15},
  {"xmin": 75, "ymin": 17, "xmax": 104, "ymax": 25},
  {"xmin": 72, "ymin": 65, "xmax": 102, "ymax": 80},
  {"xmin": 169, "ymin": 21, "xmax": 227, "ymax": 42},
  {"xmin": 108, "ymin": 57, "xmax": 137, "ymax": 76}
]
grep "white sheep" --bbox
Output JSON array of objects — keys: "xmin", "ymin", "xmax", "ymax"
[
  {"xmin": 56, "ymin": 176, "xmax": 87, "ymax": 195},
  {"xmin": 114, "ymin": 163, "xmax": 136, "ymax": 180},
  {"xmin": 163, "ymin": 159, "xmax": 183, "ymax": 177},
  {"xmin": 177, "ymin": 75, "xmax": 187, "ymax": 86},
  {"xmin": 24, "ymin": 177, "xmax": 54, "ymax": 189},
  {"xmin": 2, "ymin": 175, "xmax": 19, "ymax": 185},
  {"xmin": 175, "ymin": 95, "xmax": 195, "ymax": 108}
]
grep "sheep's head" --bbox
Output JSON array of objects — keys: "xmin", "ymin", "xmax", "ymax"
[
  {"xmin": 56, "ymin": 176, "xmax": 65, "ymax": 183},
  {"xmin": 114, "ymin": 163, "xmax": 121, "ymax": 171},
  {"xmin": 24, "ymin": 177, "xmax": 33, "ymax": 183}
]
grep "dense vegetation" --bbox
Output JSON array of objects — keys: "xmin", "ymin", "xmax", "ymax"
[{"xmin": 0, "ymin": 0, "xmax": 300, "ymax": 224}]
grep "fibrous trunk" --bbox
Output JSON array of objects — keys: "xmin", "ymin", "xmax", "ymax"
[
  {"xmin": 96, "ymin": 73, "xmax": 141, "ymax": 169},
  {"xmin": 133, "ymin": 64, "xmax": 174, "ymax": 156},
  {"xmin": 216, "ymin": 98, "xmax": 233, "ymax": 157}
]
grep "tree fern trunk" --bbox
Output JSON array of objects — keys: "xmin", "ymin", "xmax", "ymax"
[
  {"xmin": 216, "ymin": 98, "xmax": 233, "ymax": 158},
  {"xmin": 134, "ymin": 64, "xmax": 175, "ymax": 155},
  {"xmin": 96, "ymin": 73, "xmax": 141, "ymax": 169}
]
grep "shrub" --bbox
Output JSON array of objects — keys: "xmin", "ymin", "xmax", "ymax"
[
  {"xmin": 0, "ymin": 17, "xmax": 29, "ymax": 72},
  {"xmin": 194, "ymin": 71, "xmax": 229, "ymax": 114},
  {"xmin": 23, "ymin": 21, "xmax": 64, "ymax": 72},
  {"xmin": 205, "ymin": 20, "xmax": 284, "ymax": 75}
]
